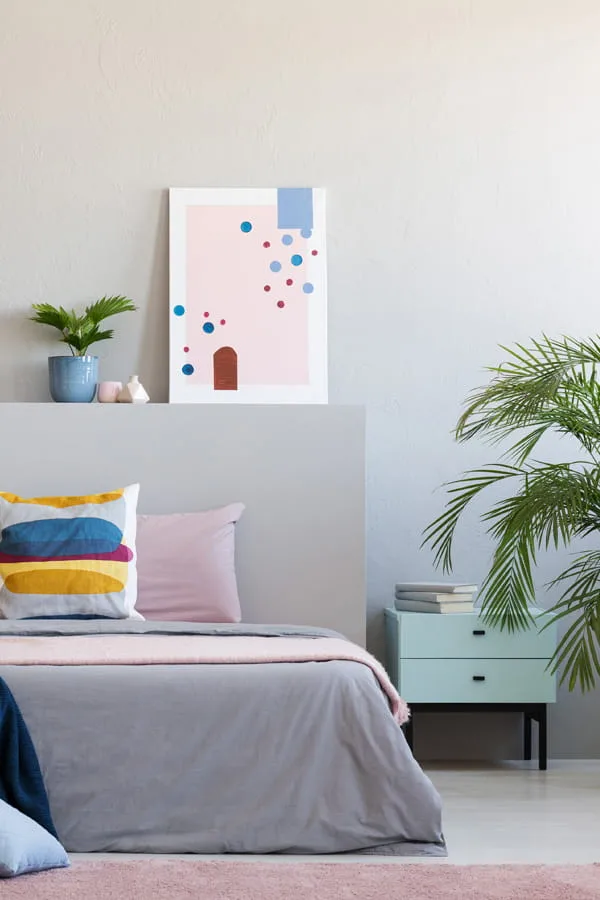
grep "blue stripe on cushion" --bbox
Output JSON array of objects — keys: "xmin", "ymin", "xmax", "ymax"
[{"xmin": 0, "ymin": 518, "xmax": 123, "ymax": 558}]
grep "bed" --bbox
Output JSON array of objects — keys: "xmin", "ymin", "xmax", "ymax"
[
  {"xmin": 0, "ymin": 404, "xmax": 444, "ymax": 856},
  {"xmin": 0, "ymin": 620, "xmax": 443, "ymax": 854}
]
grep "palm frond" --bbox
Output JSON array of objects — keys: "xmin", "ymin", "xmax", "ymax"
[
  {"xmin": 504, "ymin": 426, "xmax": 549, "ymax": 467},
  {"xmin": 476, "ymin": 463, "xmax": 599, "ymax": 631},
  {"xmin": 456, "ymin": 338, "xmax": 569, "ymax": 442},
  {"xmin": 85, "ymin": 296, "xmax": 137, "ymax": 324},
  {"xmin": 30, "ymin": 296, "xmax": 136, "ymax": 355},
  {"xmin": 543, "ymin": 554, "xmax": 600, "ymax": 690},
  {"xmin": 423, "ymin": 333, "xmax": 600, "ymax": 690},
  {"xmin": 482, "ymin": 464, "xmax": 580, "ymax": 548},
  {"xmin": 456, "ymin": 336, "xmax": 600, "ymax": 461},
  {"xmin": 477, "ymin": 529, "xmax": 536, "ymax": 633},
  {"xmin": 82, "ymin": 327, "xmax": 115, "ymax": 349},
  {"xmin": 421, "ymin": 464, "xmax": 523, "ymax": 572},
  {"xmin": 30, "ymin": 304, "xmax": 77, "ymax": 334},
  {"xmin": 60, "ymin": 327, "xmax": 115, "ymax": 354}
]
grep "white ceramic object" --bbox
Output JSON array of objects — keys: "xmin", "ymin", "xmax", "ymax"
[{"xmin": 117, "ymin": 375, "xmax": 149, "ymax": 404}]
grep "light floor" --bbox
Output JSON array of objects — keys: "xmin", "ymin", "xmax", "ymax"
[
  {"xmin": 424, "ymin": 760, "xmax": 600, "ymax": 864},
  {"xmin": 75, "ymin": 760, "xmax": 600, "ymax": 866}
]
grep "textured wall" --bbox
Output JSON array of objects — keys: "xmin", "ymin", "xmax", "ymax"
[{"xmin": 1, "ymin": 0, "xmax": 600, "ymax": 757}]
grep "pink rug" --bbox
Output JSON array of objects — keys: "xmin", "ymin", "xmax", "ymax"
[{"xmin": 3, "ymin": 860, "xmax": 600, "ymax": 899}]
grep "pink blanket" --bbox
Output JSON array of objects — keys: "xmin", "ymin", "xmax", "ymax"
[{"xmin": 0, "ymin": 633, "xmax": 409, "ymax": 725}]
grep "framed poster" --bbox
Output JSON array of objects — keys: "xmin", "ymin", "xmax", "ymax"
[{"xmin": 169, "ymin": 187, "xmax": 327, "ymax": 403}]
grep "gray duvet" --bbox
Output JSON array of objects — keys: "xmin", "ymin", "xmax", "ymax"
[{"xmin": 0, "ymin": 620, "xmax": 444, "ymax": 855}]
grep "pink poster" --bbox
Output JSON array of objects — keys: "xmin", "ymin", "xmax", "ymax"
[{"xmin": 169, "ymin": 188, "xmax": 327, "ymax": 403}]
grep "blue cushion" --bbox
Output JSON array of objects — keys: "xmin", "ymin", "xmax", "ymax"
[{"xmin": 0, "ymin": 800, "xmax": 69, "ymax": 878}]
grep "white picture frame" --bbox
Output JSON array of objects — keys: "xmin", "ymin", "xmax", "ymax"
[{"xmin": 169, "ymin": 187, "xmax": 328, "ymax": 404}]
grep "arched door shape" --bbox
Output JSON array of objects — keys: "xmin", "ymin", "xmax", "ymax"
[{"xmin": 213, "ymin": 346, "xmax": 238, "ymax": 391}]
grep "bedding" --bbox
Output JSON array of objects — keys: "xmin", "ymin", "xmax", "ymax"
[
  {"xmin": 0, "ymin": 485, "xmax": 139, "ymax": 619},
  {"xmin": 0, "ymin": 632, "xmax": 407, "ymax": 725},
  {"xmin": 136, "ymin": 503, "xmax": 244, "ymax": 622},
  {"xmin": 0, "ymin": 620, "xmax": 444, "ymax": 856},
  {"xmin": 0, "ymin": 679, "xmax": 57, "ymax": 839}
]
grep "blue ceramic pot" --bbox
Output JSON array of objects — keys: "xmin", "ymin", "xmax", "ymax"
[{"xmin": 48, "ymin": 356, "xmax": 98, "ymax": 403}]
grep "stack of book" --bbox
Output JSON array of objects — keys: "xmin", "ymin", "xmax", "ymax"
[{"xmin": 394, "ymin": 582, "xmax": 477, "ymax": 614}]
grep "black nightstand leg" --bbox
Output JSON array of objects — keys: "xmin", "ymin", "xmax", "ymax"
[
  {"xmin": 403, "ymin": 716, "xmax": 414, "ymax": 753},
  {"xmin": 538, "ymin": 705, "xmax": 547, "ymax": 771},
  {"xmin": 523, "ymin": 713, "xmax": 532, "ymax": 761}
]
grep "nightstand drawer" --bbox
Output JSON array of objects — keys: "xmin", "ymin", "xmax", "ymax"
[
  {"xmin": 395, "ymin": 610, "xmax": 556, "ymax": 660},
  {"xmin": 399, "ymin": 658, "xmax": 556, "ymax": 704}
]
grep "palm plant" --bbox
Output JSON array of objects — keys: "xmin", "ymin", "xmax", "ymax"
[
  {"xmin": 423, "ymin": 335, "xmax": 600, "ymax": 692},
  {"xmin": 30, "ymin": 296, "xmax": 137, "ymax": 356}
]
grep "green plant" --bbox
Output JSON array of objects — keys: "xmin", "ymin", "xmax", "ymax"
[
  {"xmin": 423, "ymin": 335, "xmax": 600, "ymax": 692},
  {"xmin": 30, "ymin": 295, "xmax": 137, "ymax": 357}
]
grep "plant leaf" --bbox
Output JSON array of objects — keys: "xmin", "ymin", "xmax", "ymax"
[
  {"xmin": 31, "ymin": 297, "xmax": 136, "ymax": 355},
  {"xmin": 85, "ymin": 296, "xmax": 137, "ymax": 324},
  {"xmin": 423, "ymin": 333, "xmax": 600, "ymax": 689}
]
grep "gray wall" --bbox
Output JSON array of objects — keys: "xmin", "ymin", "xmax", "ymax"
[
  {"xmin": 1, "ymin": 0, "xmax": 599, "ymax": 757},
  {"xmin": 0, "ymin": 404, "xmax": 366, "ymax": 645}
]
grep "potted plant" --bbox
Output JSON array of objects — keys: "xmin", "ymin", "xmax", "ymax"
[
  {"xmin": 423, "ymin": 335, "xmax": 600, "ymax": 692},
  {"xmin": 31, "ymin": 296, "xmax": 137, "ymax": 402}
]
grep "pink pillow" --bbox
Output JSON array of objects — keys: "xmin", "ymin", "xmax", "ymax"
[{"xmin": 135, "ymin": 503, "xmax": 245, "ymax": 622}]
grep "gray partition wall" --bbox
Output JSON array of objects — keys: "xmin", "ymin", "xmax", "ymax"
[{"xmin": 0, "ymin": 404, "xmax": 366, "ymax": 645}]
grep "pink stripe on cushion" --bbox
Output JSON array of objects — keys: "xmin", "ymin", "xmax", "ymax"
[
  {"xmin": 0, "ymin": 546, "xmax": 134, "ymax": 564},
  {"xmin": 0, "ymin": 634, "xmax": 410, "ymax": 724}
]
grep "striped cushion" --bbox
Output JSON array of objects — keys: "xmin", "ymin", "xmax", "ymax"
[{"xmin": 0, "ymin": 485, "xmax": 140, "ymax": 619}]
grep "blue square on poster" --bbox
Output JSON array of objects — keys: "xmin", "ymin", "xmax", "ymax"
[{"xmin": 277, "ymin": 188, "xmax": 314, "ymax": 231}]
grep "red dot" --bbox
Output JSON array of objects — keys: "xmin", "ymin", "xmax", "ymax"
[
  {"xmin": 277, "ymin": 300, "xmax": 285, "ymax": 308},
  {"xmin": 263, "ymin": 241, "xmax": 271, "ymax": 248},
  {"xmin": 183, "ymin": 346, "xmax": 189, "ymax": 353},
  {"xmin": 264, "ymin": 285, "xmax": 271, "ymax": 292},
  {"xmin": 204, "ymin": 311, "xmax": 210, "ymax": 317},
  {"xmin": 286, "ymin": 278, "xmax": 293, "ymax": 286},
  {"xmin": 312, "ymin": 250, "xmax": 318, "ymax": 256},
  {"xmin": 220, "ymin": 319, "xmax": 226, "ymax": 326}
]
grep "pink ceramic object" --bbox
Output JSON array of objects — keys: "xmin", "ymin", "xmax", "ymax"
[{"xmin": 97, "ymin": 381, "xmax": 123, "ymax": 403}]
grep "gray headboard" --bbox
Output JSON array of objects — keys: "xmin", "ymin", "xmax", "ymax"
[{"xmin": 0, "ymin": 404, "xmax": 365, "ymax": 645}]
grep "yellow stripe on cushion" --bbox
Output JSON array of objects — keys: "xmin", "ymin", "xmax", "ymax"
[
  {"xmin": 0, "ymin": 490, "xmax": 124, "ymax": 508},
  {"xmin": 0, "ymin": 559, "xmax": 128, "ymax": 581},
  {"xmin": 5, "ymin": 569, "xmax": 124, "ymax": 595}
]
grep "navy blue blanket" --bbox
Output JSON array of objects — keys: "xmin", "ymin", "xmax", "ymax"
[{"xmin": 0, "ymin": 678, "xmax": 58, "ymax": 838}]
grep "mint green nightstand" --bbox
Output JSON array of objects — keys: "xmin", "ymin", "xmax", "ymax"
[{"xmin": 384, "ymin": 607, "xmax": 557, "ymax": 769}]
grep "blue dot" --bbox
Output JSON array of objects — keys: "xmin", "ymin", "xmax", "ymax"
[
  {"xmin": 302, "ymin": 283, "xmax": 314, "ymax": 294},
  {"xmin": 282, "ymin": 234, "xmax": 293, "ymax": 245},
  {"xmin": 173, "ymin": 305, "xmax": 185, "ymax": 316},
  {"xmin": 182, "ymin": 364, "xmax": 194, "ymax": 376},
  {"xmin": 270, "ymin": 261, "xmax": 282, "ymax": 272},
  {"xmin": 240, "ymin": 221, "xmax": 253, "ymax": 233},
  {"xmin": 291, "ymin": 254, "xmax": 303, "ymax": 266},
  {"xmin": 203, "ymin": 322, "xmax": 215, "ymax": 334},
  {"xmin": 301, "ymin": 227, "xmax": 312, "ymax": 238}
]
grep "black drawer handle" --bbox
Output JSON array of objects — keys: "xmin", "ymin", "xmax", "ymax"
[
  {"xmin": 472, "ymin": 675, "xmax": 486, "ymax": 682},
  {"xmin": 472, "ymin": 629, "xmax": 486, "ymax": 636}
]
